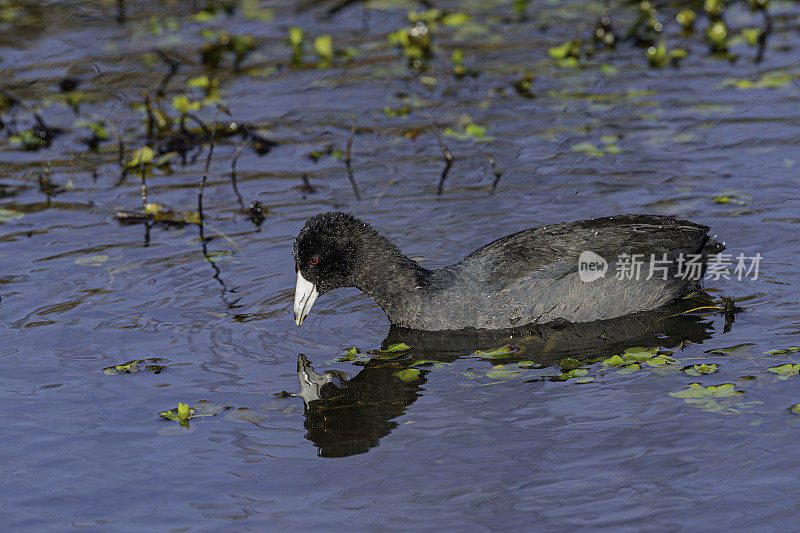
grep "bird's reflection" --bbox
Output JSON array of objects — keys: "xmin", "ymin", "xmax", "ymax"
[{"xmin": 297, "ymin": 301, "xmax": 725, "ymax": 458}]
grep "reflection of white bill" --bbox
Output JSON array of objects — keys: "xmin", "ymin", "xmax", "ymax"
[{"xmin": 578, "ymin": 251, "xmax": 608, "ymax": 282}]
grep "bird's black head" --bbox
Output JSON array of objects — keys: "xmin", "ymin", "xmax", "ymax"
[
  {"xmin": 293, "ymin": 211, "xmax": 369, "ymax": 294},
  {"xmin": 292, "ymin": 212, "xmax": 377, "ymax": 326}
]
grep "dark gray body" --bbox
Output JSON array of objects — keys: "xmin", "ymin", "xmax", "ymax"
[{"xmin": 294, "ymin": 213, "xmax": 724, "ymax": 332}]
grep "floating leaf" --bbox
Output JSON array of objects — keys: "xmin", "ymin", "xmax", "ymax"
[
  {"xmin": 103, "ymin": 357, "xmax": 166, "ymax": 375},
  {"xmin": 186, "ymin": 75, "xmax": 210, "ymax": 89},
  {"xmin": 705, "ymin": 343, "xmax": 756, "ymax": 355},
  {"xmin": 683, "ymin": 363, "xmax": 719, "ymax": 376},
  {"xmin": 644, "ymin": 355, "xmax": 678, "ymax": 367},
  {"xmin": 314, "ymin": 35, "xmax": 333, "ymax": 68},
  {"xmin": 670, "ymin": 383, "xmax": 741, "ymax": 399},
  {"xmin": 712, "ymin": 195, "xmax": 746, "ymax": 205},
  {"xmin": 742, "ymin": 28, "xmax": 762, "ymax": 47},
  {"xmin": 125, "ymin": 146, "xmax": 155, "ymax": 168},
  {"xmin": 75, "ymin": 254, "xmax": 110, "ymax": 267},
  {"xmin": 767, "ymin": 363, "xmax": 800, "ymax": 380},
  {"xmin": 617, "ymin": 363, "xmax": 640, "ymax": 374},
  {"xmin": 486, "ymin": 364, "xmax": 521, "ymax": 380},
  {"xmin": 765, "ymin": 346, "xmax": 800, "ymax": 355},
  {"xmin": 442, "ymin": 12, "xmax": 469, "ymax": 26},
  {"xmin": 0, "ymin": 208, "xmax": 25, "ymax": 223},
  {"xmin": 559, "ymin": 357, "xmax": 582, "ymax": 371},
  {"xmin": 395, "ymin": 368, "xmax": 420, "ymax": 381},
  {"xmin": 517, "ymin": 361, "xmax": 540, "ymax": 369},
  {"xmin": 788, "ymin": 404, "xmax": 800, "ymax": 415},
  {"xmin": 472, "ymin": 345, "xmax": 518, "ymax": 359},
  {"xmin": 557, "ymin": 368, "xmax": 588, "ymax": 381},
  {"xmin": 171, "ymin": 95, "xmax": 200, "ymax": 114},
  {"xmin": 602, "ymin": 354, "xmax": 625, "ymax": 367}
]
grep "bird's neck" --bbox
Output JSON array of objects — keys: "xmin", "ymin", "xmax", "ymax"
[{"xmin": 350, "ymin": 232, "xmax": 429, "ymax": 324}]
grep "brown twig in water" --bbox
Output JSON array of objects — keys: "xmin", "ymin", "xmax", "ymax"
[
  {"xmin": 198, "ymin": 111, "xmax": 219, "ymax": 242},
  {"xmin": 155, "ymin": 50, "xmax": 180, "ymax": 98},
  {"xmin": 229, "ymin": 136, "xmax": 248, "ymax": 211},
  {"xmin": 182, "ymin": 112, "xmax": 210, "ymax": 137},
  {"xmin": 116, "ymin": 0, "xmax": 125, "ymax": 23},
  {"xmin": 755, "ymin": 6, "xmax": 773, "ymax": 64},
  {"xmin": 344, "ymin": 116, "xmax": 361, "ymax": 201},
  {"xmin": 433, "ymin": 126, "xmax": 453, "ymax": 195},
  {"xmin": 487, "ymin": 153, "xmax": 503, "ymax": 194},
  {"xmin": 143, "ymin": 92, "xmax": 155, "ymax": 139}
]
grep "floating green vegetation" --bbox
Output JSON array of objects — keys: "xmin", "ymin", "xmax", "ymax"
[
  {"xmin": 309, "ymin": 145, "xmax": 344, "ymax": 162},
  {"xmin": 571, "ymin": 134, "xmax": 621, "ymax": 157},
  {"xmin": 646, "ymin": 39, "xmax": 687, "ymax": 68},
  {"xmin": 558, "ymin": 357, "xmax": 582, "ymax": 372},
  {"xmin": 383, "ymin": 105, "xmax": 411, "ymax": 118},
  {"xmin": 289, "ymin": 26, "xmax": 304, "ymax": 66},
  {"xmin": 670, "ymin": 383, "xmax": 738, "ymax": 399},
  {"xmin": 0, "ymin": 208, "xmax": 24, "ymax": 223},
  {"xmin": 172, "ymin": 95, "xmax": 201, "ymax": 115},
  {"xmin": 486, "ymin": 364, "xmax": 522, "ymax": 380},
  {"xmin": 125, "ymin": 146, "xmax": 155, "ymax": 168},
  {"xmin": 705, "ymin": 343, "xmax": 756, "ymax": 355},
  {"xmin": 670, "ymin": 383, "xmax": 756, "ymax": 413},
  {"xmin": 514, "ymin": 75, "xmax": 535, "ymax": 98},
  {"xmin": 706, "ymin": 21, "xmax": 728, "ymax": 52},
  {"xmin": 556, "ymin": 367, "xmax": 593, "ymax": 383},
  {"xmin": 443, "ymin": 116, "xmax": 492, "ymax": 142},
  {"xmin": 9, "ymin": 129, "xmax": 50, "ymax": 150},
  {"xmin": 368, "ymin": 342, "xmax": 411, "ymax": 355},
  {"xmin": 742, "ymin": 27, "xmax": 762, "ymax": 47},
  {"xmin": 765, "ymin": 346, "xmax": 800, "ymax": 355},
  {"xmin": 471, "ymin": 344, "xmax": 518, "ymax": 359},
  {"xmin": 720, "ymin": 70, "xmax": 797, "ymax": 90},
  {"xmin": 314, "ymin": 35, "xmax": 333, "ymax": 69},
  {"xmin": 389, "ymin": 20, "xmax": 433, "ymax": 70},
  {"xmin": 683, "ymin": 363, "xmax": 719, "ymax": 376},
  {"xmin": 103, "ymin": 358, "xmax": 167, "ymax": 375},
  {"xmin": 200, "ymin": 29, "xmax": 255, "ymax": 69},
  {"xmin": 767, "ymin": 363, "xmax": 800, "ymax": 380},
  {"xmin": 711, "ymin": 195, "xmax": 747, "ymax": 205},
  {"xmin": 675, "ymin": 9, "xmax": 696, "ymax": 30},
  {"xmin": 547, "ymin": 40, "xmax": 582, "ymax": 68},
  {"xmin": 75, "ymin": 255, "xmax": 110, "ymax": 267},
  {"xmin": 599, "ymin": 346, "xmax": 678, "ymax": 375},
  {"xmin": 159, "ymin": 400, "xmax": 249, "ymax": 428},
  {"xmin": 788, "ymin": 404, "xmax": 800, "ymax": 415},
  {"xmin": 160, "ymin": 403, "xmax": 193, "ymax": 428},
  {"xmin": 395, "ymin": 368, "xmax": 421, "ymax": 381},
  {"xmin": 116, "ymin": 203, "xmax": 201, "ymax": 226}
]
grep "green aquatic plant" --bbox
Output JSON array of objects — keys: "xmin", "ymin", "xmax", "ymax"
[
  {"xmin": 471, "ymin": 345, "xmax": 518, "ymax": 359},
  {"xmin": 767, "ymin": 363, "xmax": 800, "ymax": 380},
  {"xmin": 707, "ymin": 21, "xmax": 728, "ymax": 52},
  {"xmin": 368, "ymin": 342, "xmax": 410, "ymax": 356},
  {"xmin": 0, "ymin": 208, "xmax": 24, "ymax": 223},
  {"xmin": 646, "ymin": 38, "xmax": 687, "ymax": 68},
  {"xmin": 103, "ymin": 358, "xmax": 167, "ymax": 375},
  {"xmin": 765, "ymin": 346, "xmax": 800, "ymax": 355},
  {"xmin": 289, "ymin": 27, "xmax": 304, "ymax": 66},
  {"xmin": 395, "ymin": 368, "xmax": 421, "ymax": 381},
  {"xmin": 683, "ymin": 363, "xmax": 719, "ymax": 376},
  {"xmin": 486, "ymin": 364, "xmax": 522, "ymax": 380},
  {"xmin": 676, "ymin": 9, "xmax": 696, "ymax": 30},
  {"xmin": 314, "ymin": 35, "xmax": 333, "ymax": 69},
  {"xmin": 721, "ymin": 70, "xmax": 797, "ymax": 90}
]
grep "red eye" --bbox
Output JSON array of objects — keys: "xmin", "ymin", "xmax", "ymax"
[{"xmin": 309, "ymin": 256, "xmax": 319, "ymax": 265}]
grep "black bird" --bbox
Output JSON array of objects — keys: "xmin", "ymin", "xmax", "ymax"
[{"xmin": 292, "ymin": 212, "xmax": 724, "ymax": 331}]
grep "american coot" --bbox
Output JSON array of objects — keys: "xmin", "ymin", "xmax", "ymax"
[{"xmin": 293, "ymin": 211, "xmax": 724, "ymax": 331}]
